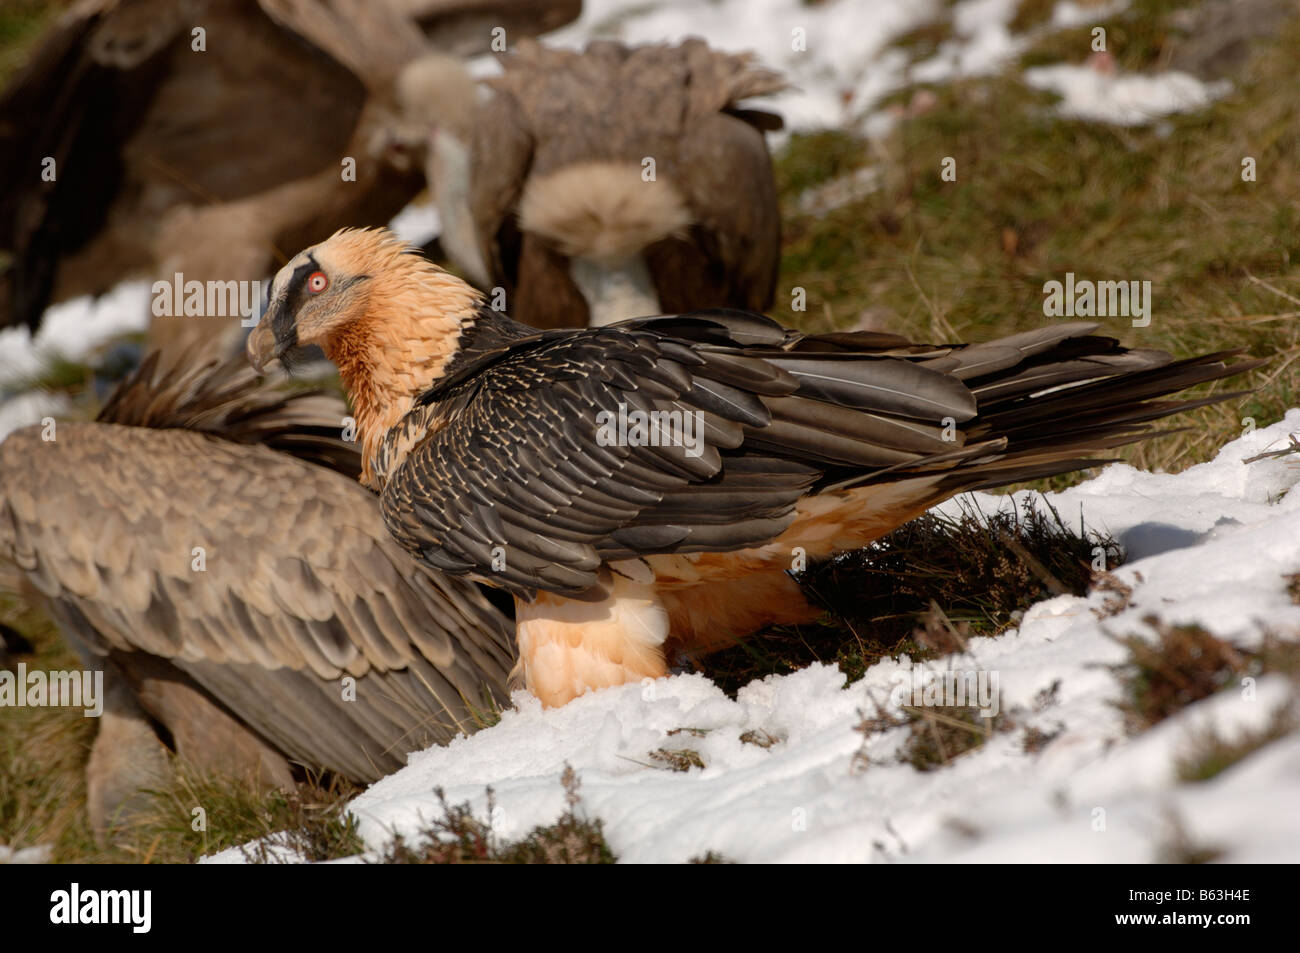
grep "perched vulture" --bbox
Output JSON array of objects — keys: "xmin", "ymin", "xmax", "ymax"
[
  {"xmin": 0, "ymin": 348, "xmax": 515, "ymax": 832},
  {"xmin": 0, "ymin": 0, "xmax": 580, "ymax": 354},
  {"xmin": 401, "ymin": 37, "xmax": 786, "ymax": 328},
  {"xmin": 248, "ymin": 228, "xmax": 1263, "ymax": 707}
]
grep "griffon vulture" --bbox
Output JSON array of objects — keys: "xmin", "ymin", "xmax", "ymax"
[
  {"xmin": 400, "ymin": 37, "xmax": 786, "ymax": 328},
  {"xmin": 0, "ymin": 0, "xmax": 580, "ymax": 355},
  {"xmin": 247, "ymin": 227, "xmax": 1261, "ymax": 707},
  {"xmin": 0, "ymin": 348, "xmax": 514, "ymax": 832}
]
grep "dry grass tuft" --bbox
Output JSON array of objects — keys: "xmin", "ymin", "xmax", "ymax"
[
  {"xmin": 649, "ymin": 747, "xmax": 706, "ymax": 772},
  {"xmin": 1175, "ymin": 702, "xmax": 1296, "ymax": 782},
  {"xmin": 1285, "ymin": 572, "xmax": 1300, "ymax": 605},
  {"xmin": 1110, "ymin": 616, "xmax": 1253, "ymax": 733},
  {"xmin": 376, "ymin": 765, "xmax": 615, "ymax": 864},
  {"xmin": 897, "ymin": 703, "xmax": 1015, "ymax": 772},
  {"xmin": 1155, "ymin": 810, "xmax": 1225, "ymax": 864},
  {"xmin": 704, "ymin": 496, "xmax": 1118, "ymax": 695}
]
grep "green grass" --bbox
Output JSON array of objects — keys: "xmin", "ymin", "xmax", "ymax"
[
  {"xmin": 0, "ymin": 594, "xmax": 100, "ymax": 861},
  {"xmin": 0, "ymin": 0, "xmax": 59, "ymax": 86},
  {"xmin": 771, "ymin": 2, "xmax": 1300, "ymax": 477},
  {"xmin": 1009, "ymin": 0, "xmax": 1056, "ymax": 35}
]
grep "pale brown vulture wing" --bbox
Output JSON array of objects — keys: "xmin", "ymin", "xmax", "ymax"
[
  {"xmin": 380, "ymin": 312, "xmax": 1261, "ymax": 600},
  {"xmin": 650, "ymin": 107, "xmax": 783, "ymax": 314},
  {"xmin": 657, "ymin": 39, "xmax": 786, "ymax": 313},
  {"xmin": 0, "ymin": 353, "xmax": 515, "ymax": 782}
]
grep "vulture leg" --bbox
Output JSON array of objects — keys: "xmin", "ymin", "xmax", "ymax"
[
  {"xmin": 430, "ymin": 128, "xmax": 491, "ymax": 288},
  {"xmin": 85, "ymin": 667, "xmax": 171, "ymax": 841},
  {"xmin": 513, "ymin": 575, "xmax": 671, "ymax": 707}
]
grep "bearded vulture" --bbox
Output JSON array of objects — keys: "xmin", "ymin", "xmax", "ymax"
[
  {"xmin": 247, "ymin": 228, "xmax": 1261, "ymax": 707},
  {"xmin": 400, "ymin": 37, "xmax": 786, "ymax": 328},
  {"xmin": 0, "ymin": 0, "xmax": 580, "ymax": 355},
  {"xmin": 0, "ymin": 347, "xmax": 514, "ymax": 833}
]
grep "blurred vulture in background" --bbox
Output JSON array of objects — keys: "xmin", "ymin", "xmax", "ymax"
[
  {"xmin": 403, "ymin": 37, "xmax": 786, "ymax": 328},
  {"xmin": 0, "ymin": 0, "xmax": 580, "ymax": 354},
  {"xmin": 0, "ymin": 350, "xmax": 515, "ymax": 835}
]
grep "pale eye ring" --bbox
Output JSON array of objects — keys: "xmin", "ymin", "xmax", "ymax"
[{"xmin": 307, "ymin": 271, "xmax": 329, "ymax": 293}]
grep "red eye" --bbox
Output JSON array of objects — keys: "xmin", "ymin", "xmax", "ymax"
[{"xmin": 307, "ymin": 271, "xmax": 329, "ymax": 293}]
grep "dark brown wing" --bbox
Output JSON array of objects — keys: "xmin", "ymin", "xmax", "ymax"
[
  {"xmin": 0, "ymin": 0, "xmax": 188, "ymax": 329},
  {"xmin": 380, "ymin": 312, "xmax": 1261, "ymax": 599},
  {"xmin": 0, "ymin": 0, "xmax": 417, "ymax": 333},
  {"xmin": 0, "ymin": 352, "xmax": 515, "ymax": 782},
  {"xmin": 257, "ymin": 0, "xmax": 428, "ymax": 89}
]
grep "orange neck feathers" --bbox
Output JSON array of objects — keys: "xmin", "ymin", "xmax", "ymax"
[{"xmin": 318, "ymin": 233, "xmax": 482, "ymax": 488}]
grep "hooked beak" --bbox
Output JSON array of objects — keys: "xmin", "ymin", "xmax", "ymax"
[{"xmin": 246, "ymin": 317, "xmax": 279, "ymax": 374}]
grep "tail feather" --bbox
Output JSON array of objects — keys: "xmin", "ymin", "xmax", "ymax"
[
  {"xmin": 98, "ymin": 348, "xmax": 360, "ymax": 479},
  {"xmin": 712, "ymin": 322, "xmax": 1264, "ymax": 498}
]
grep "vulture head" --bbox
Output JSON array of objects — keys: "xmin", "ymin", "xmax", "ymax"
[
  {"xmin": 249, "ymin": 227, "xmax": 481, "ymax": 484},
  {"xmin": 380, "ymin": 54, "xmax": 481, "ymax": 183},
  {"xmin": 394, "ymin": 54, "xmax": 480, "ymax": 146}
]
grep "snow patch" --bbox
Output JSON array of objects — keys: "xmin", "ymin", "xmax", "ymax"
[
  {"xmin": 911, "ymin": 0, "xmax": 1027, "ymax": 85},
  {"xmin": 386, "ymin": 200, "xmax": 442, "ymax": 248},
  {"xmin": 0, "ymin": 281, "xmax": 152, "ymax": 388},
  {"xmin": 0, "ymin": 390, "xmax": 71, "ymax": 443},
  {"xmin": 1023, "ymin": 64, "xmax": 1231, "ymax": 125}
]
